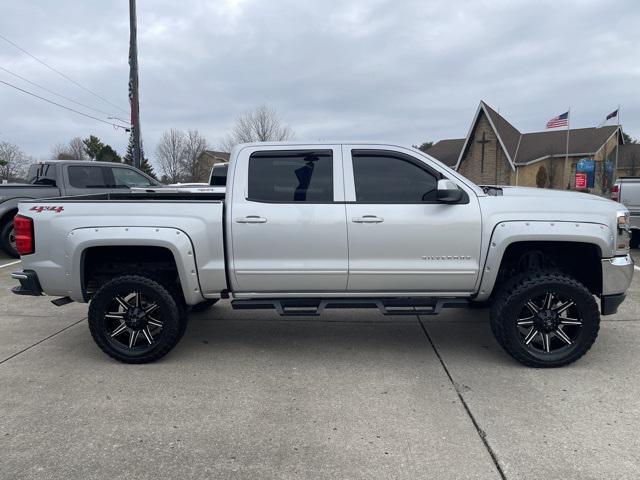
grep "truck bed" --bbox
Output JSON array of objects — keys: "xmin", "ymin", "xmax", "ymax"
[
  {"xmin": 54, "ymin": 192, "xmax": 225, "ymax": 202},
  {"xmin": 17, "ymin": 195, "xmax": 228, "ymax": 304}
]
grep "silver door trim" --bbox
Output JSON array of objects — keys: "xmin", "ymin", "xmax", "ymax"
[{"xmin": 231, "ymin": 291, "xmax": 474, "ymax": 299}]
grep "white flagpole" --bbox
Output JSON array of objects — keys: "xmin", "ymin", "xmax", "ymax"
[
  {"xmin": 615, "ymin": 104, "xmax": 620, "ymax": 175},
  {"xmin": 565, "ymin": 108, "xmax": 570, "ymax": 167}
]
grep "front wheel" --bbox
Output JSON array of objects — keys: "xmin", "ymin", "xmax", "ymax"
[
  {"xmin": 88, "ymin": 275, "xmax": 185, "ymax": 363},
  {"xmin": 490, "ymin": 271, "xmax": 600, "ymax": 368}
]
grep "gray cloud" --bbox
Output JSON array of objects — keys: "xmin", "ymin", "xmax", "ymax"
[{"xmin": 1, "ymin": 0, "xmax": 638, "ymax": 166}]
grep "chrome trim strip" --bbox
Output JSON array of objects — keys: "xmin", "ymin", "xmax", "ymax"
[
  {"xmin": 231, "ymin": 291, "xmax": 474, "ymax": 299},
  {"xmin": 236, "ymin": 270, "xmax": 347, "ymax": 275},
  {"xmin": 349, "ymin": 270, "xmax": 477, "ymax": 275}
]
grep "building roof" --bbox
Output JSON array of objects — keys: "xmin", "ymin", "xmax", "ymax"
[
  {"xmin": 425, "ymin": 139, "xmax": 464, "ymax": 167},
  {"xmin": 425, "ymin": 101, "xmax": 621, "ymax": 167},
  {"xmin": 617, "ymin": 143, "xmax": 640, "ymax": 169},
  {"xmin": 481, "ymin": 102, "xmax": 521, "ymax": 160},
  {"xmin": 514, "ymin": 125, "xmax": 618, "ymax": 165}
]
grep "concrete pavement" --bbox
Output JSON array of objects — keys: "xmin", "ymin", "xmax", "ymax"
[{"xmin": 1, "ymin": 251, "xmax": 639, "ymax": 479}]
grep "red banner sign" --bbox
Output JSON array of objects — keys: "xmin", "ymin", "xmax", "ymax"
[{"xmin": 575, "ymin": 172, "xmax": 587, "ymax": 189}]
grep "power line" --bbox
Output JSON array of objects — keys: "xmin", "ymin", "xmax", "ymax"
[
  {"xmin": 0, "ymin": 65, "xmax": 129, "ymax": 123},
  {"xmin": 0, "ymin": 79, "xmax": 130, "ymax": 131},
  {"xmin": 0, "ymin": 32, "xmax": 129, "ymax": 114}
]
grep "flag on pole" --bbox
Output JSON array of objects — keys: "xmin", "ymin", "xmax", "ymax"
[
  {"xmin": 597, "ymin": 108, "xmax": 620, "ymax": 128},
  {"xmin": 546, "ymin": 111, "xmax": 569, "ymax": 129}
]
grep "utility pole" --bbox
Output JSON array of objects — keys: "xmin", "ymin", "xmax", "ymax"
[{"xmin": 129, "ymin": 0, "xmax": 141, "ymax": 169}]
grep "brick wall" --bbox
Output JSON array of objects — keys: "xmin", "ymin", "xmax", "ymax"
[{"xmin": 457, "ymin": 113, "xmax": 512, "ymax": 185}]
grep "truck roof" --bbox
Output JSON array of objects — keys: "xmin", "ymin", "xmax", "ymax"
[{"xmin": 34, "ymin": 160, "xmax": 135, "ymax": 167}]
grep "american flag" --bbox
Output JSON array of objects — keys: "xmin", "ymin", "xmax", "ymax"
[{"xmin": 546, "ymin": 111, "xmax": 569, "ymax": 129}]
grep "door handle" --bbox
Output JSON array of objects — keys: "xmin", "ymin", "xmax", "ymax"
[
  {"xmin": 236, "ymin": 216, "xmax": 267, "ymax": 224},
  {"xmin": 352, "ymin": 215, "xmax": 384, "ymax": 223}
]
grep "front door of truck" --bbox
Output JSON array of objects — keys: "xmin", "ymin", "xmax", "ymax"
[
  {"xmin": 343, "ymin": 147, "xmax": 482, "ymax": 293},
  {"xmin": 229, "ymin": 146, "xmax": 348, "ymax": 292}
]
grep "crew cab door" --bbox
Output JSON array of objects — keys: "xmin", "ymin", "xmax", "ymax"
[
  {"xmin": 343, "ymin": 146, "xmax": 482, "ymax": 293},
  {"xmin": 229, "ymin": 145, "xmax": 348, "ymax": 292}
]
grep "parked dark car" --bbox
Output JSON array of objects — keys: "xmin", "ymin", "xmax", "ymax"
[{"xmin": 0, "ymin": 160, "xmax": 159, "ymax": 257}]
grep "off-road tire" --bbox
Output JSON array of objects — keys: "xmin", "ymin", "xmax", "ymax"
[
  {"xmin": 191, "ymin": 299, "xmax": 219, "ymax": 313},
  {"xmin": 88, "ymin": 275, "xmax": 184, "ymax": 363},
  {"xmin": 0, "ymin": 220, "xmax": 19, "ymax": 258},
  {"xmin": 490, "ymin": 270, "xmax": 600, "ymax": 368}
]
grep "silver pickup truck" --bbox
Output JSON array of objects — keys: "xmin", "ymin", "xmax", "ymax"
[{"xmin": 11, "ymin": 143, "xmax": 634, "ymax": 367}]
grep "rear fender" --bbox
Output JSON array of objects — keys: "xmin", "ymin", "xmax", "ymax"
[{"xmin": 65, "ymin": 226, "xmax": 204, "ymax": 304}]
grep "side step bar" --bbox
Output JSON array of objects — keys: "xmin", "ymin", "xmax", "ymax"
[{"xmin": 231, "ymin": 297, "xmax": 469, "ymax": 316}]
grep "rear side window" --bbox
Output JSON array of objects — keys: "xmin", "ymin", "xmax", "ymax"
[
  {"xmin": 248, "ymin": 150, "xmax": 333, "ymax": 203},
  {"xmin": 352, "ymin": 151, "xmax": 439, "ymax": 203},
  {"xmin": 68, "ymin": 166, "xmax": 108, "ymax": 188},
  {"xmin": 27, "ymin": 164, "xmax": 57, "ymax": 186}
]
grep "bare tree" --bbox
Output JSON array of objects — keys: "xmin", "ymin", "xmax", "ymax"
[
  {"xmin": 155, "ymin": 129, "xmax": 186, "ymax": 183},
  {"xmin": 182, "ymin": 129, "xmax": 208, "ymax": 183},
  {"xmin": 220, "ymin": 105, "xmax": 293, "ymax": 150},
  {"xmin": 52, "ymin": 137, "xmax": 88, "ymax": 160},
  {"xmin": 0, "ymin": 142, "xmax": 31, "ymax": 181}
]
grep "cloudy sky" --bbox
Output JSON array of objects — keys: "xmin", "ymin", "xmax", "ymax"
[{"xmin": 1, "ymin": 0, "xmax": 639, "ymax": 166}]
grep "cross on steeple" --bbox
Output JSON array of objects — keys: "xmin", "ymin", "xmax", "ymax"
[{"xmin": 477, "ymin": 131, "xmax": 490, "ymax": 173}]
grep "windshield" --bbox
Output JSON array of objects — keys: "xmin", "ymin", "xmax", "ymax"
[{"xmin": 26, "ymin": 164, "xmax": 57, "ymax": 186}]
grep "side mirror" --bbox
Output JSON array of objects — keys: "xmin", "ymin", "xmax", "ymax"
[{"xmin": 436, "ymin": 179, "xmax": 463, "ymax": 204}]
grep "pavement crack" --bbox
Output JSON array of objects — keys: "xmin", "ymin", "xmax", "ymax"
[
  {"xmin": 418, "ymin": 317, "xmax": 507, "ymax": 480},
  {"xmin": 0, "ymin": 317, "xmax": 86, "ymax": 365}
]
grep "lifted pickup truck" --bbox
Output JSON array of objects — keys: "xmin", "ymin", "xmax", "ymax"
[
  {"xmin": 11, "ymin": 143, "xmax": 634, "ymax": 367},
  {"xmin": 0, "ymin": 160, "xmax": 158, "ymax": 257}
]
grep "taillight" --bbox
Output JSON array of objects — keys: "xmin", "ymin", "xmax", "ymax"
[
  {"xmin": 611, "ymin": 184, "xmax": 619, "ymax": 201},
  {"xmin": 13, "ymin": 215, "xmax": 34, "ymax": 255}
]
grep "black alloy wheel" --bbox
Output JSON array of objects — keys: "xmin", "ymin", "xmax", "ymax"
[
  {"xmin": 515, "ymin": 291, "xmax": 583, "ymax": 354},
  {"xmin": 88, "ymin": 275, "xmax": 184, "ymax": 363},
  {"xmin": 490, "ymin": 270, "xmax": 600, "ymax": 368}
]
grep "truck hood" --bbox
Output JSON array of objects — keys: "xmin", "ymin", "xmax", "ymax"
[
  {"xmin": 479, "ymin": 186, "xmax": 625, "ymax": 236},
  {"xmin": 499, "ymin": 186, "xmax": 613, "ymax": 204}
]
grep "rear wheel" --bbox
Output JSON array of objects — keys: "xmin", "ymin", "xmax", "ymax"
[
  {"xmin": 0, "ymin": 220, "xmax": 19, "ymax": 258},
  {"xmin": 490, "ymin": 271, "xmax": 600, "ymax": 368},
  {"xmin": 88, "ymin": 275, "xmax": 185, "ymax": 363}
]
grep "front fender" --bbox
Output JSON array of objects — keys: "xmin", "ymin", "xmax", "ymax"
[
  {"xmin": 475, "ymin": 220, "xmax": 613, "ymax": 301},
  {"xmin": 65, "ymin": 226, "xmax": 205, "ymax": 304}
]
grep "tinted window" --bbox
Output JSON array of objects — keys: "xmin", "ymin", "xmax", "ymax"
[
  {"xmin": 68, "ymin": 166, "xmax": 108, "ymax": 188},
  {"xmin": 27, "ymin": 163, "xmax": 57, "ymax": 186},
  {"xmin": 248, "ymin": 150, "xmax": 333, "ymax": 202},
  {"xmin": 210, "ymin": 163, "xmax": 228, "ymax": 186},
  {"xmin": 352, "ymin": 152, "xmax": 439, "ymax": 203},
  {"xmin": 112, "ymin": 167, "xmax": 153, "ymax": 188}
]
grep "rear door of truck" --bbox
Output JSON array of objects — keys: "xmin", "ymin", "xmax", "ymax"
[{"xmin": 228, "ymin": 145, "xmax": 348, "ymax": 293}]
